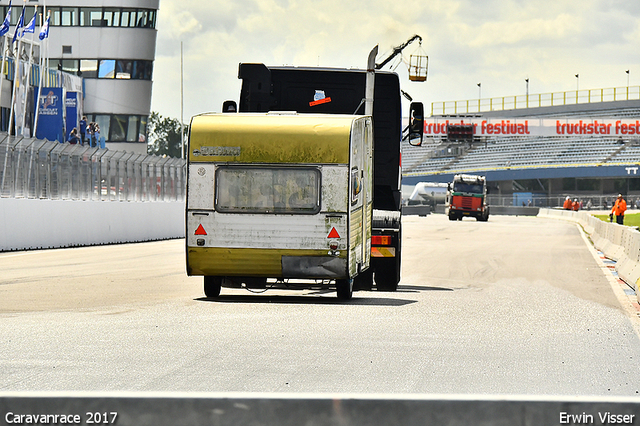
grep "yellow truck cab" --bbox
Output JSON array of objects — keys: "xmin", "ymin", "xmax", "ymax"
[{"xmin": 186, "ymin": 112, "xmax": 373, "ymax": 299}]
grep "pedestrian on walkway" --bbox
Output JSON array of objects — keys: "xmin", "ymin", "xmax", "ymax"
[
  {"xmin": 79, "ymin": 116, "xmax": 87, "ymax": 145},
  {"xmin": 67, "ymin": 128, "xmax": 79, "ymax": 144}
]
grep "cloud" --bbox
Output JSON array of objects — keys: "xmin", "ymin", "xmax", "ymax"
[
  {"xmin": 157, "ymin": 4, "xmax": 202, "ymax": 40},
  {"xmin": 151, "ymin": 0, "xmax": 640, "ymax": 121}
]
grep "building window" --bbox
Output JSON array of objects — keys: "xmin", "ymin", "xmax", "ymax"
[
  {"xmin": 92, "ymin": 115, "xmax": 111, "ymax": 142},
  {"xmin": 103, "ymin": 8, "xmax": 121, "ymax": 27},
  {"xmin": 79, "ymin": 8, "xmax": 103, "ymax": 27},
  {"xmin": 2, "ymin": 6, "xmax": 35, "ymax": 25},
  {"xmin": 133, "ymin": 61, "xmax": 153, "ymax": 80},
  {"xmin": 51, "ymin": 8, "xmax": 61, "ymax": 26},
  {"xmin": 61, "ymin": 59, "xmax": 78, "ymax": 74},
  {"xmin": 139, "ymin": 116, "xmax": 148, "ymax": 142},
  {"xmin": 87, "ymin": 114, "xmax": 149, "ymax": 143},
  {"xmin": 121, "ymin": 9, "xmax": 136, "ymax": 28},
  {"xmin": 110, "ymin": 115, "xmax": 128, "ymax": 142},
  {"xmin": 51, "ymin": 58, "xmax": 153, "ymax": 81},
  {"xmin": 61, "ymin": 7, "xmax": 78, "ymax": 26},
  {"xmin": 115, "ymin": 60, "xmax": 132, "ymax": 79},
  {"xmin": 127, "ymin": 116, "xmax": 140, "ymax": 142},
  {"xmin": 62, "ymin": 45, "xmax": 72, "ymax": 54},
  {"xmin": 97, "ymin": 59, "xmax": 115, "ymax": 78},
  {"xmin": 1, "ymin": 6, "xmax": 156, "ymax": 29},
  {"xmin": 80, "ymin": 60, "xmax": 98, "ymax": 78}
]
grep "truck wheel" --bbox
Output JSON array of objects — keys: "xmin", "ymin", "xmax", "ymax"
[
  {"xmin": 204, "ymin": 276, "xmax": 222, "ymax": 298},
  {"xmin": 375, "ymin": 269, "xmax": 399, "ymax": 291},
  {"xmin": 336, "ymin": 279, "xmax": 353, "ymax": 300},
  {"xmin": 448, "ymin": 214, "xmax": 456, "ymax": 221},
  {"xmin": 374, "ymin": 256, "xmax": 400, "ymax": 291},
  {"xmin": 353, "ymin": 268, "xmax": 373, "ymax": 291}
]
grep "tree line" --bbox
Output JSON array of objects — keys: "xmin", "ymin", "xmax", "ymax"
[{"xmin": 146, "ymin": 112, "xmax": 188, "ymax": 158}]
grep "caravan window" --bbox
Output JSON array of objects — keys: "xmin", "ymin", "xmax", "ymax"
[{"xmin": 215, "ymin": 167, "xmax": 320, "ymax": 214}]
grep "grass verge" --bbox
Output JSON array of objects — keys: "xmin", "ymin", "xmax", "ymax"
[{"xmin": 593, "ymin": 212, "xmax": 640, "ymax": 227}]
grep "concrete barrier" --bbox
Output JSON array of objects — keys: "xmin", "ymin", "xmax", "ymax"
[
  {"xmin": 402, "ymin": 205, "xmax": 431, "ymax": 216},
  {"xmin": 0, "ymin": 198, "xmax": 185, "ymax": 251},
  {"xmin": 433, "ymin": 205, "xmax": 539, "ymax": 216},
  {"xmin": 490, "ymin": 206, "xmax": 539, "ymax": 216},
  {"xmin": 538, "ymin": 208, "xmax": 640, "ymax": 303},
  {"xmin": 1, "ymin": 393, "xmax": 639, "ymax": 426}
]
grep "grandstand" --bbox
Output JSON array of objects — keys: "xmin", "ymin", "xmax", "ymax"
[
  {"xmin": 404, "ymin": 136, "xmax": 633, "ymax": 174},
  {"xmin": 402, "ymin": 87, "xmax": 640, "ymax": 207}
]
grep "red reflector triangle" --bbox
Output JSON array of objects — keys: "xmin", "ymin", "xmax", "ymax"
[
  {"xmin": 327, "ymin": 227, "xmax": 340, "ymax": 239},
  {"xmin": 195, "ymin": 224, "xmax": 207, "ymax": 236}
]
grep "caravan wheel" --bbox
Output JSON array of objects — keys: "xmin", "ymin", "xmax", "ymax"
[
  {"xmin": 336, "ymin": 279, "xmax": 353, "ymax": 300},
  {"xmin": 204, "ymin": 276, "xmax": 222, "ymax": 298}
]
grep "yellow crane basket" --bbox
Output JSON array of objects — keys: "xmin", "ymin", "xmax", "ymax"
[{"xmin": 408, "ymin": 53, "xmax": 428, "ymax": 82}]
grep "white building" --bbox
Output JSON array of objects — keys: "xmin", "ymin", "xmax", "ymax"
[{"xmin": 1, "ymin": 0, "xmax": 158, "ymax": 154}]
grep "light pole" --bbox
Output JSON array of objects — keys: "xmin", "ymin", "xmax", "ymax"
[
  {"xmin": 626, "ymin": 70, "xmax": 630, "ymax": 87},
  {"xmin": 180, "ymin": 40, "xmax": 184, "ymax": 159},
  {"xmin": 525, "ymin": 78, "xmax": 529, "ymax": 107},
  {"xmin": 575, "ymin": 74, "xmax": 579, "ymax": 102},
  {"xmin": 626, "ymin": 70, "xmax": 630, "ymax": 100}
]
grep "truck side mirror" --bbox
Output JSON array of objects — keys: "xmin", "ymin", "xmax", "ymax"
[{"xmin": 408, "ymin": 102, "xmax": 424, "ymax": 146}]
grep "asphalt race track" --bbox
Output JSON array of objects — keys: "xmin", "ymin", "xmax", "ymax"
[{"xmin": 1, "ymin": 214, "xmax": 639, "ymax": 395}]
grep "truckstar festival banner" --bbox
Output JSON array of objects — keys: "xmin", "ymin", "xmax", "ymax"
[{"xmin": 424, "ymin": 118, "xmax": 640, "ymax": 138}]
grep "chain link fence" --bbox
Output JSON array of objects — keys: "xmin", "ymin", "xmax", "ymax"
[
  {"xmin": 488, "ymin": 194, "xmax": 640, "ymax": 210},
  {"xmin": 0, "ymin": 134, "xmax": 185, "ymax": 202}
]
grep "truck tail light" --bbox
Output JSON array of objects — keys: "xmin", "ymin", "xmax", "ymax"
[{"xmin": 371, "ymin": 235, "xmax": 392, "ymax": 246}]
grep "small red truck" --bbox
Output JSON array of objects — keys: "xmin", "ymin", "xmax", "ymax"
[{"xmin": 446, "ymin": 174, "xmax": 489, "ymax": 221}]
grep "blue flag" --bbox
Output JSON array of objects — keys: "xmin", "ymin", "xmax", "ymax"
[
  {"xmin": 38, "ymin": 14, "xmax": 49, "ymax": 40},
  {"xmin": 12, "ymin": 5, "xmax": 24, "ymax": 44},
  {"xmin": 0, "ymin": 1, "xmax": 11, "ymax": 37},
  {"xmin": 22, "ymin": 8, "xmax": 37, "ymax": 34}
]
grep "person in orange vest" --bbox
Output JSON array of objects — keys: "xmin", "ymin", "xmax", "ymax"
[
  {"xmin": 611, "ymin": 194, "xmax": 627, "ymax": 225},
  {"xmin": 572, "ymin": 199, "xmax": 580, "ymax": 211},
  {"xmin": 563, "ymin": 196, "xmax": 572, "ymax": 210}
]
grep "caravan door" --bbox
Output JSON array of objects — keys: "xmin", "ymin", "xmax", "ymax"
[{"xmin": 348, "ymin": 117, "xmax": 373, "ymax": 276}]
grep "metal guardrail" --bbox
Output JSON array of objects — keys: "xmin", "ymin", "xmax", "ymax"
[
  {"xmin": 431, "ymin": 85, "xmax": 640, "ymax": 115},
  {"xmin": 0, "ymin": 134, "xmax": 185, "ymax": 202},
  {"xmin": 487, "ymin": 195, "xmax": 632, "ymax": 209}
]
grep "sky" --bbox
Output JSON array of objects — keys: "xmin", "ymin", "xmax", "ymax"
[{"xmin": 150, "ymin": 0, "xmax": 640, "ymax": 122}]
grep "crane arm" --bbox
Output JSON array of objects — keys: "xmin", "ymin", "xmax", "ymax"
[{"xmin": 375, "ymin": 34, "xmax": 422, "ymax": 70}]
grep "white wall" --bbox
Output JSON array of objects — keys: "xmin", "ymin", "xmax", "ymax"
[{"xmin": 0, "ymin": 198, "xmax": 185, "ymax": 251}]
